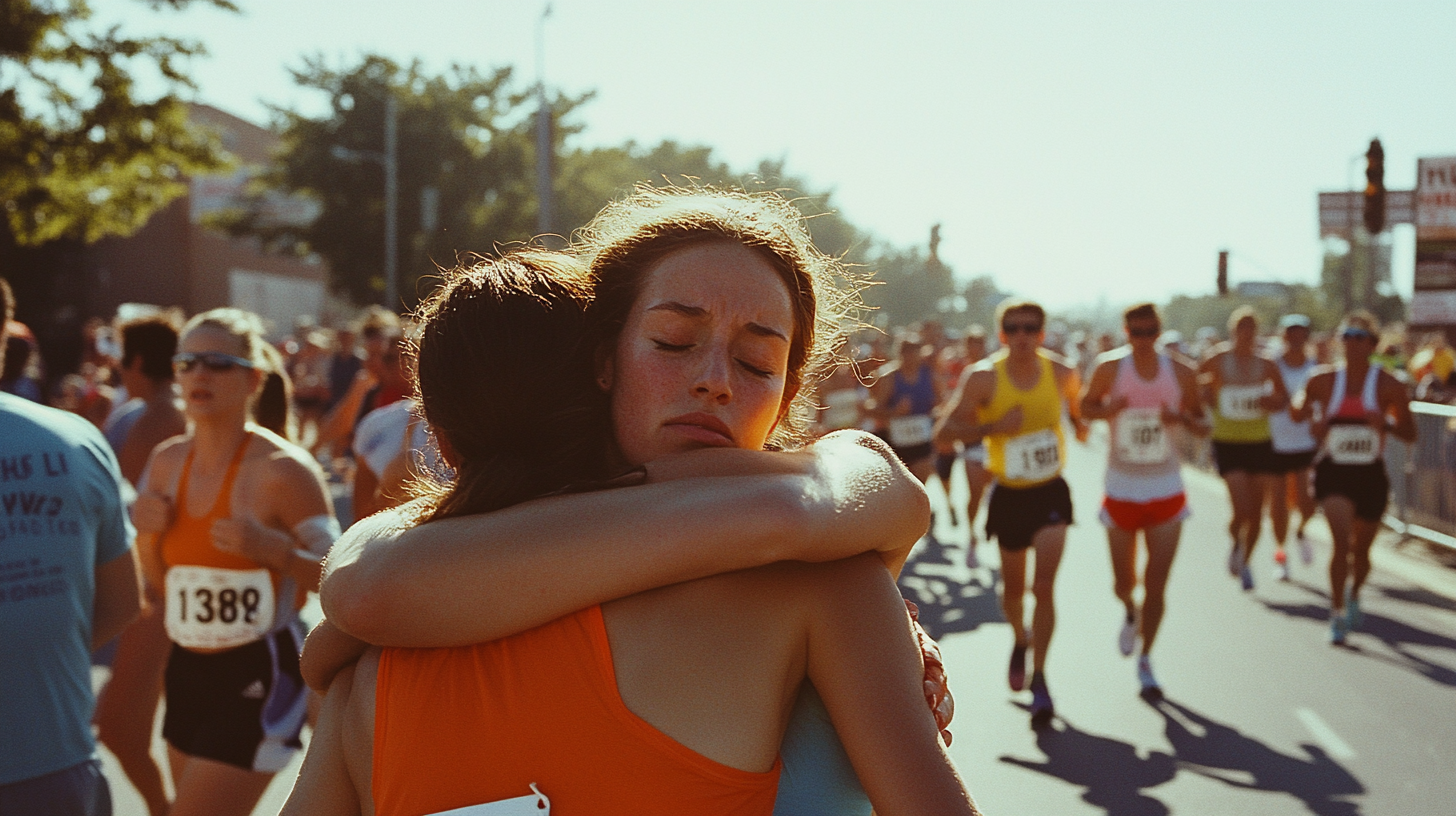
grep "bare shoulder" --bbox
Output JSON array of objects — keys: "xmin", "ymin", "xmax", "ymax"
[
  {"xmin": 1039, "ymin": 348, "xmax": 1075, "ymax": 372},
  {"xmin": 247, "ymin": 426, "xmax": 326, "ymax": 483},
  {"xmin": 141, "ymin": 435, "xmax": 191, "ymax": 490}
]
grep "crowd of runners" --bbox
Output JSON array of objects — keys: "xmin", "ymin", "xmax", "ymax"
[{"xmin": 0, "ymin": 184, "xmax": 1430, "ymax": 816}]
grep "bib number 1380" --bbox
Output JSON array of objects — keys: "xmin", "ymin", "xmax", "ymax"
[{"xmin": 165, "ymin": 566, "xmax": 275, "ymax": 650}]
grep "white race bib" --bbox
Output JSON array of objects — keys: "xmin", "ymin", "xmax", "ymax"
[
  {"xmin": 1003, "ymin": 428, "xmax": 1061, "ymax": 483},
  {"xmin": 428, "ymin": 784, "xmax": 550, "ymax": 815},
  {"xmin": 888, "ymin": 414, "xmax": 934, "ymax": 448},
  {"xmin": 1325, "ymin": 424, "xmax": 1381, "ymax": 465},
  {"xmin": 1115, "ymin": 408, "xmax": 1170, "ymax": 465},
  {"xmin": 1217, "ymin": 385, "xmax": 1266, "ymax": 421},
  {"xmin": 165, "ymin": 566, "xmax": 275, "ymax": 650}
]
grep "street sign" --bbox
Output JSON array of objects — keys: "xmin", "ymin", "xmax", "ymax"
[
  {"xmin": 1318, "ymin": 190, "xmax": 1414, "ymax": 236},
  {"xmin": 1411, "ymin": 289, "xmax": 1456, "ymax": 325},
  {"xmin": 1417, "ymin": 156, "xmax": 1456, "ymax": 241}
]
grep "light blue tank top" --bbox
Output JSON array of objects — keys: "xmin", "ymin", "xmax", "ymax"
[{"xmin": 774, "ymin": 683, "xmax": 871, "ymax": 816}]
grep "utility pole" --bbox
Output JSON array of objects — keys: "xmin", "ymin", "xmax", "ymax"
[
  {"xmin": 383, "ymin": 94, "xmax": 399, "ymax": 310},
  {"xmin": 535, "ymin": 4, "xmax": 554, "ymax": 237}
]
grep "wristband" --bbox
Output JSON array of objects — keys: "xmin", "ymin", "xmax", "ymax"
[{"xmin": 292, "ymin": 514, "xmax": 343, "ymax": 557}]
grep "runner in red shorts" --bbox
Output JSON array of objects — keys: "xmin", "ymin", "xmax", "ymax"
[{"xmin": 1081, "ymin": 303, "xmax": 1206, "ymax": 699}]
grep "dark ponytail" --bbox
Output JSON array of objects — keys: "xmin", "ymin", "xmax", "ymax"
[
  {"xmin": 410, "ymin": 251, "xmax": 612, "ymax": 522},
  {"xmin": 254, "ymin": 343, "xmax": 296, "ymax": 441}
]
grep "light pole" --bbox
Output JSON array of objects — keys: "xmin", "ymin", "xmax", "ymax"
[
  {"xmin": 333, "ymin": 93, "xmax": 400, "ymax": 309},
  {"xmin": 535, "ymin": 3, "xmax": 554, "ymax": 237}
]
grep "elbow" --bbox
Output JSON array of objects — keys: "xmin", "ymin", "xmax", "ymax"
[{"xmin": 320, "ymin": 560, "xmax": 392, "ymax": 643}]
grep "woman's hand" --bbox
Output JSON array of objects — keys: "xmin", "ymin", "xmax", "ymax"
[
  {"xmin": 131, "ymin": 491, "xmax": 174, "ymax": 535},
  {"xmin": 211, "ymin": 517, "xmax": 295, "ymax": 571},
  {"xmin": 905, "ymin": 601, "xmax": 954, "ymax": 745}
]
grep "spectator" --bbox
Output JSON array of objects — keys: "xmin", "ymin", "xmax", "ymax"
[
  {"xmin": 1, "ymin": 334, "xmax": 42, "ymax": 401},
  {"xmin": 0, "ymin": 276, "xmax": 143, "ymax": 816}
]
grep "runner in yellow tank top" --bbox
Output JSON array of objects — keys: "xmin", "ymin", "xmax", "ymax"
[
  {"xmin": 1195, "ymin": 306, "xmax": 1289, "ymax": 592},
  {"xmin": 934, "ymin": 300, "xmax": 1086, "ymax": 728}
]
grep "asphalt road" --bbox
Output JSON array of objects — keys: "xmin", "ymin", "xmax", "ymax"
[
  {"xmin": 905, "ymin": 433, "xmax": 1456, "ymax": 816},
  {"xmin": 96, "ymin": 432, "xmax": 1456, "ymax": 816}
]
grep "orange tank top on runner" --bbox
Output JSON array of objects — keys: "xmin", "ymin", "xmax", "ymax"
[
  {"xmin": 158, "ymin": 432, "xmax": 287, "ymax": 652},
  {"xmin": 373, "ymin": 605, "xmax": 781, "ymax": 816},
  {"xmin": 159, "ymin": 432, "xmax": 255, "ymax": 572}
]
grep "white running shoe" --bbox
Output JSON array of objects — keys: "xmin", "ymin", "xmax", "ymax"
[{"xmin": 1118, "ymin": 615, "xmax": 1138, "ymax": 657}]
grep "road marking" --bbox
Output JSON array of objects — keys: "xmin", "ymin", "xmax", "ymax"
[{"xmin": 1295, "ymin": 708, "xmax": 1357, "ymax": 760}]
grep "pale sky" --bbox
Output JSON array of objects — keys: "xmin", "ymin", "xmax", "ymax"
[{"xmin": 99, "ymin": 0, "xmax": 1456, "ymax": 310}]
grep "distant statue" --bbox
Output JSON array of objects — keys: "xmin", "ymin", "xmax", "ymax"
[{"xmin": 928, "ymin": 224, "xmax": 942, "ymax": 265}]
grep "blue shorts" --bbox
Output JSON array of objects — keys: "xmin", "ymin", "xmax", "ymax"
[{"xmin": 0, "ymin": 759, "xmax": 111, "ymax": 816}]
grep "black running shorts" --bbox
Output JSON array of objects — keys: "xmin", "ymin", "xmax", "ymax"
[
  {"xmin": 986, "ymin": 477, "xmax": 1073, "ymax": 552},
  {"xmin": 163, "ymin": 624, "xmax": 307, "ymax": 773},
  {"xmin": 1313, "ymin": 459, "xmax": 1389, "ymax": 522},
  {"xmin": 1212, "ymin": 440, "xmax": 1280, "ymax": 476}
]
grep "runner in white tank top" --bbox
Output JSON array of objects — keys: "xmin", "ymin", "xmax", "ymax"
[
  {"xmin": 1267, "ymin": 315, "xmax": 1318, "ymax": 580},
  {"xmin": 1081, "ymin": 303, "xmax": 1206, "ymax": 698}
]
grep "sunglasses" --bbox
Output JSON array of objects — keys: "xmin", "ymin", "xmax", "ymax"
[
  {"xmin": 173, "ymin": 352, "xmax": 256, "ymax": 373},
  {"xmin": 1002, "ymin": 322, "xmax": 1043, "ymax": 336},
  {"xmin": 1340, "ymin": 328, "xmax": 1375, "ymax": 342},
  {"xmin": 1127, "ymin": 326, "xmax": 1160, "ymax": 339}
]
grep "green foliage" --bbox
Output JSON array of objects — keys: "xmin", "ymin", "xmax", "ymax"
[{"xmin": 0, "ymin": 0, "xmax": 233, "ymax": 245}]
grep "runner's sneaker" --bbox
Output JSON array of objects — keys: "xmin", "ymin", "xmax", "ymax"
[
  {"xmin": 1137, "ymin": 655, "xmax": 1162, "ymax": 701},
  {"xmin": 1118, "ymin": 614, "xmax": 1138, "ymax": 657},
  {"xmin": 1298, "ymin": 533, "xmax": 1314, "ymax": 566},
  {"xmin": 1274, "ymin": 547, "xmax": 1290, "ymax": 581},
  {"xmin": 1346, "ymin": 592, "xmax": 1363, "ymax": 631},
  {"xmin": 1029, "ymin": 674, "xmax": 1055, "ymax": 728},
  {"xmin": 1007, "ymin": 642, "xmax": 1027, "ymax": 691},
  {"xmin": 1227, "ymin": 542, "xmax": 1242, "ymax": 577},
  {"xmin": 1240, "ymin": 564, "xmax": 1254, "ymax": 592},
  {"xmin": 1329, "ymin": 612, "xmax": 1348, "ymax": 645}
]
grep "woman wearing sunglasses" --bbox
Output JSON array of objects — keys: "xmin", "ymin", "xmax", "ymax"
[
  {"xmin": 131, "ymin": 308, "xmax": 338, "ymax": 816},
  {"xmin": 1291, "ymin": 312, "xmax": 1416, "ymax": 645}
]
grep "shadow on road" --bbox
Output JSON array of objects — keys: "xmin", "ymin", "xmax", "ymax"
[
  {"xmin": 999, "ymin": 708, "xmax": 1177, "ymax": 816},
  {"xmin": 1259, "ymin": 586, "xmax": 1456, "ymax": 688},
  {"xmin": 1148, "ymin": 697, "xmax": 1364, "ymax": 816},
  {"xmin": 996, "ymin": 698, "xmax": 1365, "ymax": 816},
  {"xmin": 896, "ymin": 533, "xmax": 1004, "ymax": 640}
]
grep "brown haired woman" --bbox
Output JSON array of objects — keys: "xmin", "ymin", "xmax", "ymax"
[
  {"xmin": 130, "ymin": 308, "xmax": 338, "ymax": 816},
  {"xmin": 290, "ymin": 190, "xmax": 974, "ymax": 815}
]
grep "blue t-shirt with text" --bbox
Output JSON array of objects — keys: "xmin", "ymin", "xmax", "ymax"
[{"xmin": 0, "ymin": 393, "xmax": 134, "ymax": 784}]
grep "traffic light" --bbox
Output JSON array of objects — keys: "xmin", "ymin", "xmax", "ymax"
[
  {"xmin": 1363, "ymin": 138, "xmax": 1386, "ymax": 234},
  {"xmin": 1217, "ymin": 250, "xmax": 1229, "ymax": 296}
]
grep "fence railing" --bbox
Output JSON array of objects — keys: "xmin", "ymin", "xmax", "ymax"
[{"xmin": 1384, "ymin": 401, "xmax": 1456, "ymax": 550}]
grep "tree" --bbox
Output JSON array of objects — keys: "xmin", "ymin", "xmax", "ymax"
[{"xmin": 1, "ymin": 0, "xmax": 233, "ymax": 246}]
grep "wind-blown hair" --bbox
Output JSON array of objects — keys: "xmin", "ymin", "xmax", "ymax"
[
  {"xmin": 575, "ymin": 185, "xmax": 861, "ymax": 450},
  {"xmin": 410, "ymin": 251, "xmax": 611, "ymax": 521}
]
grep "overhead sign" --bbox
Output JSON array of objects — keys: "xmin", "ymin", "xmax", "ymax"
[
  {"xmin": 1411, "ymin": 289, "xmax": 1456, "ymax": 325},
  {"xmin": 1417, "ymin": 156, "xmax": 1456, "ymax": 241},
  {"xmin": 1318, "ymin": 190, "xmax": 1414, "ymax": 236}
]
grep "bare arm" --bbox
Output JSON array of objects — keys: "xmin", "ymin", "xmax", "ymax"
[
  {"xmin": 322, "ymin": 430, "xmax": 929, "ymax": 648},
  {"xmin": 1381, "ymin": 373, "xmax": 1418, "ymax": 443},
  {"xmin": 211, "ymin": 453, "xmax": 335, "ymax": 594},
  {"xmin": 279, "ymin": 664, "xmax": 365, "ymax": 816},
  {"xmin": 92, "ymin": 548, "xmax": 144, "ymax": 650},
  {"xmin": 806, "ymin": 555, "xmax": 979, "ymax": 816},
  {"xmin": 1078, "ymin": 358, "xmax": 1123, "ymax": 421},
  {"xmin": 933, "ymin": 367, "xmax": 994, "ymax": 448},
  {"xmin": 1172, "ymin": 359, "xmax": 1211, "ymax": 436}
]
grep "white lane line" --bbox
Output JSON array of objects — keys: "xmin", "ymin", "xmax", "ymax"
[{"xmin": 1295, "ymin": 708, "xmax": 1357, "ymax": 760}]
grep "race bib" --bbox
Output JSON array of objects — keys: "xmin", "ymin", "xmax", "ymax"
[
  {"xmin": 1326, "ymin": 424, "xmax": 1380, "ymax": 465},
  {"xmin": 428, "ymin": 784, "xmax": 550, "ymax": 815},
  {"xmin": 1218, "ymin": 385, "xmax": 1266, "ymax": 421},
  {"xmin": 165, "ymin": 566, "xmax": 275, "ymax": 650},
  {"xmin": 1115, "ymin": 408, "xmax": 1169, "ymax": 464},
  {"xmin": 1003, "ymin": 428, "xmax": 1061, "ymax": 483},
  {"xmin": 888, "ymin": 414, "xmax": 934, "ymax": 448}
]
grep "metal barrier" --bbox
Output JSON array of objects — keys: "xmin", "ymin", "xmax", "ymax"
[{"xmin": 1384, "ymin": 401, "xmax": 1456, "ymax": 550}]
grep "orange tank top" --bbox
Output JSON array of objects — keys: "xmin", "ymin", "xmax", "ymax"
[
  {"xmin": 159, "ymin": 432, "xmax": 256, "ymax": 572},
  {"xmin": 373, "ymin": 605, "xmax": 781, "ymax": 816}
]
